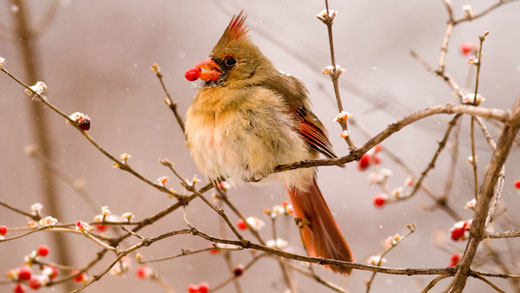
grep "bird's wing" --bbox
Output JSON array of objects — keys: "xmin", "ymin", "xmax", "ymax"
[
  {"xmin": 294, "ymin": 107, "xmax": 337, "ymax": 159},
  {"xmin": 260, "ymin": 73, "xmax": 337, "ymax": 159}
]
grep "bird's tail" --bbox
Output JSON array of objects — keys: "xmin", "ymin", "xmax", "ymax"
[{"xmin": 286, "ymin": 177, "xmax": 353, "ymax": 275}]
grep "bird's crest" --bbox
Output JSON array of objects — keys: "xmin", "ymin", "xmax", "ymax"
[
  {"xmin": 225, "ymin": 10, "xmax": 248, "ymax": 40},
  {"xmin": 214, "ymin": 10, "xmax": 249, "ymax": 50}
]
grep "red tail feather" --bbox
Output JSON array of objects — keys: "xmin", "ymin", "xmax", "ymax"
[{"xmin": 287, "ymin": 177, "xmax": 353, "ymax": 274}]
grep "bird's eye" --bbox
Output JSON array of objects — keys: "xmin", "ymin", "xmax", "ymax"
[{"xmin": 225, "ymin": 57, "xmax": 237, "ymax": 67}]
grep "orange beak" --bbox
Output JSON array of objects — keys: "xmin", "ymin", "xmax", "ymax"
[{"xmin": 185, "ymin": 58, "xmax": 222, "ymax": 82}]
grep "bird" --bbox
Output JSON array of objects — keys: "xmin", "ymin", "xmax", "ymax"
[{"xmin": 184, "ymin": 11, "xmax": 353, "ymax": 274}]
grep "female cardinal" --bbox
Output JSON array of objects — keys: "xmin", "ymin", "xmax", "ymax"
[{"xmin": 184, "ymin": 11, "xmax": 353, "ymax": 274}]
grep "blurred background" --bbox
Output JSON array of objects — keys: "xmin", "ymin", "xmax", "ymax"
[{"xmin": 1, "ymin": 0, "xmax": 519, "ymax": 292}]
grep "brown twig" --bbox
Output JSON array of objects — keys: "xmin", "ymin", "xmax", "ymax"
[
  {"xmin": 284, "ymin": 261, "xmax": 349, "ymax": 292},
  {"xmin": 421, "ymin": 274, "xmax": 450, "ymax": 292},
  {"xmin": 366, "ymin": 224, "xmax": 416, "ymax": 292},
  {"xmin": 410, "ymin": 50, "xmax": 464, "ymax": 99},
  {"xmin": 453, "ymin": 0, "xmax": 520, "ymax": 25},
  {"xmin": 473, "ymin": 274, "xmax": 506, "ymax": 293},
  {"xmin": 486, "ymin": 230, "xmax": 520, "ymax": 239},
  {"xmin": 0, "ymin": 200, "xmax": 39, "ymax": 220},
  {"xmin": 151, "ymin": 63, "xmax": 186, "ymax": 137},
  {"xmin": 211, "ymin": 254, "xmax": 267, "ymax": 292},
  {"xmin": 394, "ymin": 114, "xmax": 462, "ymax": 202},
  {"xmin": 139, "ymin": 246, "xmax": 242, "ymax": 264},
  {"xmin": 320, "ymin": 0, "xmax": 355, "ymax": 150}
]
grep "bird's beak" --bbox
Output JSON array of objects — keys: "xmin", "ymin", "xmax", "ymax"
[{"xmin": 185, "ymin": 58, "xmax": 222, "ymax": 82}]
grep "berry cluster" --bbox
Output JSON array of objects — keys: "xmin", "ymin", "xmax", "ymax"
[{"xmin": 6, "ymin": 245, "xmax": 59, "ymax": 292}]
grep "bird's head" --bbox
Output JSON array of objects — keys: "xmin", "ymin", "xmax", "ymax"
[{"xmin": 185, "ymin": 11, "xmax": 273, "ymax": 88}]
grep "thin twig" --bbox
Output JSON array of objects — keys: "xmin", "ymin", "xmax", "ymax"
[
  {"xmin": 470, "ymin": 116, "xmax": 479, "ymax": 200},
  {"xmin": 211, "ymin": 253, "xmax": 267, "ymax": 292},
  {"xmin": 486, "ymin": 230, "xmax": 520, "ymax": 239},
  {"xmin": 151, "ymin": 64, "xmax": 186, "ymax": 137},
  {"xmin": 366, "ymin": 225, "xmax": 416, "ymax": 292},
  {"xmin": 473, "ymin": 274, "xmax": 506, "ymax": 293},
  {"xmin": 284, "ymin": 261, "xmax": 349, "ymax": 293},
  {"xmin": 453, "ymin": 0, "xmax": 520, "ymax": 25},
  {"xmin": 139, "ymin": 246, "xmax": 242, "ymax": 264},
  {"xmin": 421, "ymin": 274, "xmax": 450, "ymax": 293},
  {"xmin": 393, "ymin": 114, "xmax": 461, "ymax": 202},
  {"xmin": 0, "ymin": 200, "xmax": 39, "ymax": 220},
  {"xmin": 321, "ymin": 0, "xmax": 355, "ymax": 149}
]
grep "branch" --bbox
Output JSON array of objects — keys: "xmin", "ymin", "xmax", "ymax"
[
  {"xmin": 274, "ymin": 104, "xmax": 508, "ymax": 173},
  {"xmin": 453, "ymin": 0, "xmax": 520, "ymax": 25},
  {"xmin": 485, "ymin": 230, "xmax": 520, "ymax": 239}
]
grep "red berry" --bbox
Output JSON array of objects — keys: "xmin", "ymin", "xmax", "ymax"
[
  {"xmin": 451, "ymin": 227, "xmax": 465, "ymax": 241},
  {"xmin": 18, "ymin": 267, "xmax": 32, "ymax": 281},
  {"xmin": 236, "ymin": 219, "xmax": 247, "ymax": 230},
  {"xmin": 459, "ymin": 42, "xmax": 477, "ymax": 56},
  {"xmin": 0, "ymin": 225, "xmax": 7, "ymax": 235},
  {"xmin": 14, "ymin": 283, "xmax": 26, "ymax": 293},
  {"xmin": 198, "ymin": 282, "xmax": 209, "ymax": 293},
  {"xmin": 185, "ymin": 67, "xmax": 201, "ymax": 81},
  {"xmin": 72, "ymin": 270, "xmax": 86, "ymax": 283},
  {"xmin": 96, "ymin": 224, "xmax": 108, "ymax": 232},
  {"xmin": 233, "ymin": 265, "xmax": 244, "ymax": 277},
  {"xmin": 449, "ymin": 253, "xmax": 461, "ymax": 267},
  {"xmin": 187, "ymin": 284, "xmax": 199, "ymax": 293},
  {"xmin": 373, "ymin": 195, "xmax": 386, "ymax": 208},
  {"xmin": 209, "ymin": 249, "xmax": 219, "ymax": 255},
  {"xmin": 374, "ymin": 144, "xmax": 383, "ymax": 153},
  {"xmin": 44, "ymin": 266, "xmax": 58, "ymax": 280},
  {"xmin": 29, "ymin": 278, "xmax": 41, "ymax": 290},
  {"xmin": 514, "ymin": 180, "xmax": 520, "ymax": 190},
  {"xmin": 281, "ymin": 200, "xmax": 289, "ymax": 207},
  {"xmin": 136, "ymin": 266, "xmax": 148, "ymax": 279},
  {"xmin": 373, "ymin": 155, "xmax": 382, "ymax": 165},
  {"xmin": 78, "ymin": 117, "xmax": 91, "ymax": 131},
  {"xmin": 37, "ymin": 245, "xmax": 49, "ymax": 257},
  {"xmin": 358, "ymin": 154, "xmax": 371, "ymax": 171}
]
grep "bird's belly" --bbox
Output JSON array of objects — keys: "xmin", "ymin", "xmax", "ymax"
[{"xmin": 188, "ymin": 115, "xmax": 314, "ymax": 189}]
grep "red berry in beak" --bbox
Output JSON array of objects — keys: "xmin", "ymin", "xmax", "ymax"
[{"xmin": 185, "ymin": 67, "xmax": 201, "ymax": 81}]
